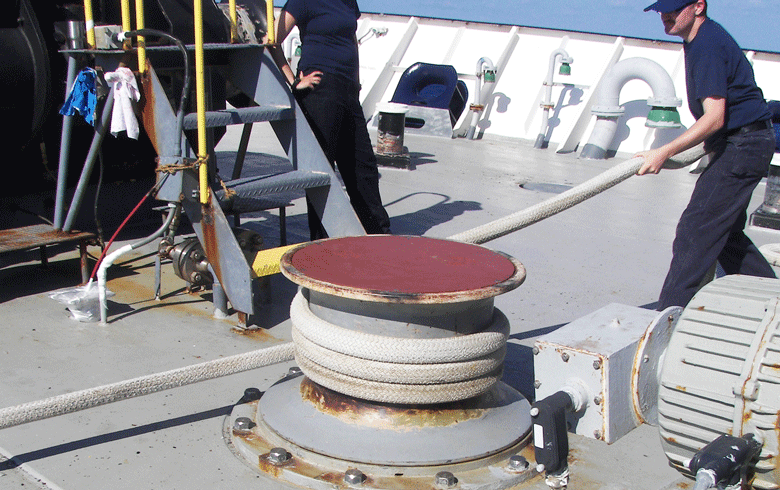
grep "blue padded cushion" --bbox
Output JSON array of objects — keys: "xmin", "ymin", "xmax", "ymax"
[{"xmin": 391, "ymin": 63, "xmax": 459, "ymax": 110}]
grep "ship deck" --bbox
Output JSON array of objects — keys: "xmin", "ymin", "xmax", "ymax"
[{"xmin": 2, "ymin": 123, "xmax": 778, "ymax": 490}]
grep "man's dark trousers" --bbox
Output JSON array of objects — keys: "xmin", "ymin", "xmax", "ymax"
[{"xmin": 658, "ymin": 126, "xmax": 777, "ymax": 309}]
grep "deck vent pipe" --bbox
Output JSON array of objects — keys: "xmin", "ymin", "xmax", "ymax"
[
  {"xmin": 466, "ymin": 57, "xmax": 496, "ymax": 140},
  {"xmin": 580, "ymin": 57, "xmax": 682, "ymax": 160},
  {"xmin": 534, "ymin": 48, "xmax": 573, "ymax": 149}
]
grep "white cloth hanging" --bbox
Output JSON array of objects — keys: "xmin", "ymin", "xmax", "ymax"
[{"xmin": 103, "ymin": 67, "xmax": 141, "ymax": 139}]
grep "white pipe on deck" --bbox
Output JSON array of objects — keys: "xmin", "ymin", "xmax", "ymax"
[{"xmin": 580, "ymin": 57, "xmax": 681, "ymax": 159}]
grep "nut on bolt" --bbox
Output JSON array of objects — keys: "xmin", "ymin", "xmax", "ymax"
[
  {"xmin": 507, "ymin": 455, "xmax": 529, "ymax": 472},
  {"xmin": 435, "ymin": 471, "xmax": 457, "ymax": 488},
  {"xmin": 344, "ymin": 468, "xmax": 366, "ymax": 486},
  {"xmin": 233, "ymin": 416, "xmax": 254, "ymax": 433},
  {"xmin": 268, "ymin": 447, "xmax": 291, "ymax": 465}
]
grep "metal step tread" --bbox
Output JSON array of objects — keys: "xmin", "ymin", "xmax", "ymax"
[
  {"xmin": 215, "ymin": 170, "xmax": 331, "ymax": 200},
  {"xmin": 183, "ymin": 105, "xmax": 294, "ymax": 129}
]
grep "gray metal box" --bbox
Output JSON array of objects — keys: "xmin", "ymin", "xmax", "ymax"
[{"xmin": 533, "ymin": 303, "xmax": 657, "ymax": 443}]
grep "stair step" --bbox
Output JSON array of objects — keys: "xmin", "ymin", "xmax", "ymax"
[
  {"xmin": 183, "ymin": 105, "xmax": 294, "ymax": 129},
  {"xmin": 215, "ymin": 170, "xmax": 331, "ymax": 201}
]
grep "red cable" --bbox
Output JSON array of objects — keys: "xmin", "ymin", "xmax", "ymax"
[{"xmin": 88, "ymin": 185, "xmax": 155, "ymax": 281}]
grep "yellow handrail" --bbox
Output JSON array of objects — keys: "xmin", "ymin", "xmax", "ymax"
[
  {"xmin": 229, "ymin": 0, "xmax": 238, "ymax": 43},
  {"xmin": 135, "ymin": 0, "xmax": 146, "ymax": 72},
  {"xmin": 193, "ymin": 0, "xmax": 209, "ymax": 205},
  {"xmin": 83, "ymin": 0, "xmax": 95, "ymax": 48},
  {"xmin": 266, "ymin": 0, "xmax": 275, "ymax": 44},
  {"xmin": 120, "ymin": 0, "xmax": 132, "ymax": 49}
]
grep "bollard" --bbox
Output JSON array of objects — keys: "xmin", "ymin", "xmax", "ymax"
[{"xmin": 375, "ymin": 103, "xmax": 411, "ymax": 169}]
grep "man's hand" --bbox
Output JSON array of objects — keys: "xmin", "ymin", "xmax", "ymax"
[{"xmin": 635, "ymin": 147, "xmax": 672, "ymax": 175}]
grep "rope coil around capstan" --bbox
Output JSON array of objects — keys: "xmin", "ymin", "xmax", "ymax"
[{"xmin": 289, "ymin": 290, "xmax": 510, "ymax": 404}]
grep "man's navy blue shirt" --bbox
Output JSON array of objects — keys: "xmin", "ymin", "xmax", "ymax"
[
  {"xmin": 284, "ymin": 0, "xmax": 361, "ymax": 85},
  {"xmin": 684, "ymin": 18, "xmax": 771, "ymax": 135}
]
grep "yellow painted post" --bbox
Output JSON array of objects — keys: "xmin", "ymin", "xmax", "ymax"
[
  {"xmin": 266, "ymin": 0, "xmax": 275, "ymax": 44},
  {"xmin": 120, "ymin": 0, "xmax": 132, "ymax": 49},
  {"xmin": 229, "ymin": 0, "xmax": 238, "ymax": 43},
  {"xmin": 135, "ymin": 0, "xmax": 146, "ymax": 72},
  {"xmin": 193, "ymin": 0, "xmax": 209, "ymax": 205},
  {"xmin": 83, "ymin": 0, "xmax": 96, "ymax": 48}
]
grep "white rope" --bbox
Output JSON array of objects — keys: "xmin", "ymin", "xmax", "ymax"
[
  {"xmin": 0, "ymin": 342, "xmax": 294, "ymax": 430},
  {"xmin": 290, "ymin": 290, "xmax": 509, "ymax": 404},
  {"xmin": 448, "ymin": 146, "xmax": 707, "ymax": 245}
]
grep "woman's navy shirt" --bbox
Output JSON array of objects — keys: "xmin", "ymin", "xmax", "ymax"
[{"xmin": 283, "ymin": 0, "xmax": 361, "ymax": 85}]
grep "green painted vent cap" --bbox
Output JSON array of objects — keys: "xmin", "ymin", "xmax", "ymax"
[
  {"xmin": 646, "ymin": 106, "xmax": 682, "ymax": 128},
  {"xmin": 559, "ymin": 62, "xmax": 571, "ymax": 76},
  {"xmin": 484, "ymin": 70, "xmax": 496, "ymax": 83}
]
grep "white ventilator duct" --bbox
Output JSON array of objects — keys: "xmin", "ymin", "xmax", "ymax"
[
  {"xmin": 580, "ymin": 57, "xmax": 682, "ymax": 160},
  {"xmin": 466, "ymin": 57, "xmax": 496, "ymax": 140},
  {"xmin": 534, "ymin": 48, "xmax": 573, "ymax": 149}
]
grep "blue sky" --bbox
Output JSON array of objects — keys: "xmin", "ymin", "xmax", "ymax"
[{"xmin": 347, "ymin": 0, "xmax": 780, "ymax": 53}]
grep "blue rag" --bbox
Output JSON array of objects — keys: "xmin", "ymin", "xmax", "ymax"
[{"xmin": 59, "ymin": 68, "xmax": 98, "ymax": 125}]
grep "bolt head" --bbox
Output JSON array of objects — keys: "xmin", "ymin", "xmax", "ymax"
[
  {"xmin": 344, "ymin": 469, "xmax": 366, "ymax": 486},
  {"xmin": 532, "ymin": 346, "xmax": 539, "ymax": 355},
  {"xmin": 536, "ymin": 463, "xmax": 546, "ymax": 473},
  {"xmin": 288, "ymin": 366, "xmax": 302, "ymax": 376},
  {"xmin": 561, "ymin": 352, "xmax": 569, "ymax": 362},
  {"xmin": 593, "ymin": 395, "xmax": 603, "ymax": 405},
  {"xmin": 435, "ymin": 471, "xmax": 457, "ymax": 487},
  {"xmin": 507, "ymin": 455, "xmax": 529, "ymax": 472},
  {"xmin": 529, "ymin": 407, "xmax": 540, "ymax": 417},
  {"xmin": 593, "ymin": 359, "xmax": 602, "ymax": 370},
  {"xmin": 268, "ymin": 447, "xmax": 290, "ymax": 465},
  {"xmin": 534, "ymin": 380, "xmax": 541, "ymax": 389},
  {"xmin": 233, "ymin": 416, "xmax": 253, "ymax": 433},
  {"xmin": 593, "ymin": 430, "xmax": 603, "ymax": 439}
]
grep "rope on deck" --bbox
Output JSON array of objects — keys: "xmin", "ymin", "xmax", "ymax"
[
  {"xmin": 448, "ymin": 145, "xmax": 707, "ymax": 245},
  {"xmin": 0, "ymin": 343, "xmax": 294, "ymax": 430}
]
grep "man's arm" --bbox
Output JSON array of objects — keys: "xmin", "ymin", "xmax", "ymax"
[{"xmin": 636, "ymin": 96, "xmax": 725, "ymax": 175}]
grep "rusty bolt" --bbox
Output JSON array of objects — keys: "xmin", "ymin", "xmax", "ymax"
[
  {"xmin": 268, "ymin": 447, "xmax": 290, "ymax": 465},
  {"xmin": 534, "ymin": 380, "xmax": 541, "ymax": 389},
  {"xmin": 233, "ymin": 417, "xmax": 253, "ymax": 433},
  {"xmin": 507, "ymin": 455, "xmax": 529, "ymax": 472},
  {"xmin": 593, "ymin": 430, "xmax": 602, "ymax": 439},
  {"xmin": 593, "ymin": 395, "xmax": 602, "ymax": 405},
  {"xmin": 561, "ymin": 352, "xmax": 569, "ymax": 362},
  {"xmin": 344, "ymin": 469, "xmax": 366, "ymax": 486},
  {"xmin": 532, "ymin": 346, "xmax": 539, "ymax": 355},
  {"xmin": 435, "ymin": 471, "xmax": 457, "ymax": 488},
  {"xmin": 593, "ymin": 359, "xmax": 602, "ymax": 370}
]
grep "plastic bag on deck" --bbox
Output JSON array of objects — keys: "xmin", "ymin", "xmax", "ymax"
[{"xmin": 49, "ymin": 281, "xmax": 114, "ymax": 322}]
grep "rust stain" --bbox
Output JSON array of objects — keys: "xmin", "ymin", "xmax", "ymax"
[
  {"xmin": 139, "ymin": 69, "xmax": 160, "ymax": 153},
  {"xmin": 0, "ymin": 224, "xmax": 95, "ymax": 253},
  {"xmin": 232, "ymin": 326, "xmax": 274, "ymax": 341},
  {"xmin": 299, "ymin": 377, "xmax": 486, "ymax": 430},
  {"xmin": 200, "ymin": 205, "xmax": 223, "ymax": 285}
]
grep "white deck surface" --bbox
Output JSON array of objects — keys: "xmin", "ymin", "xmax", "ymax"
[{"xmin": 2, "ymin": 123, "xmax": 779, "ymax": 489}]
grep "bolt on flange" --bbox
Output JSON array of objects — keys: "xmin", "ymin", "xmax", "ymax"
[
  {"xmin": 233, "ymin": 416, "xmax": 254, "ymax": 433},
  {"xmin": 268, "ymin": 447, "xmax": 291, "ymax": 466},
  {"xmin": 344, "ymin": 468, "xmax": 366, "ymax": 486},
  {"xmin": 435, "ymin": 471, "xmax": 457, "ymax": 488},
  {"xmin": 507, "ymin": 455, "xmax": 529, "ymax": 472}
]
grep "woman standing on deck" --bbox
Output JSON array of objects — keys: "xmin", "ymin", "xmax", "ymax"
[{"xmin": 268, "ymin": 0, "xmax": 391, "ymax": 240}]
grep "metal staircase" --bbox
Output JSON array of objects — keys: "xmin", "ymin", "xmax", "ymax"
[{"xmin": 93, "ymin": 43, "xmax": 365, "ymax": 319}]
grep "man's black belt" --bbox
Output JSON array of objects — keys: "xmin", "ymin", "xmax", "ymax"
[{"xmin": 727, "ymin": 119, "xmax": 773, "ymax": 136}]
